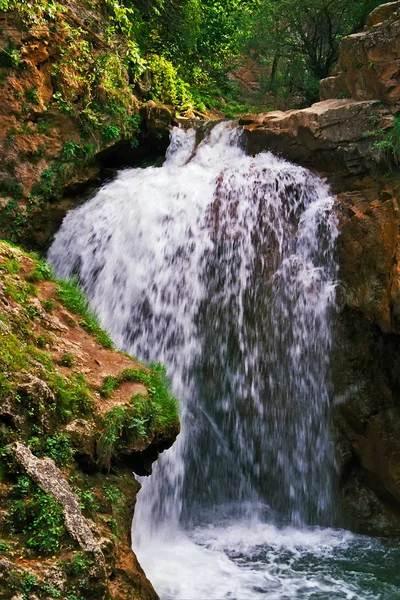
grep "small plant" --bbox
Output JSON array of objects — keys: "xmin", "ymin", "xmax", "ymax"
[
  {"xmin": 53, "ymin": 91, "xmax": 75, "ymax": 115},
  {"xmin": 60, "ymin": 353, "xmax": 75, "ymax": 367},
  {"xmin": 62, "ymin": 141, "xmax": 81, "ymax": 161},
  {"xmin": 101, "ymin": 124, "xmax": 121, "ymax": 141},
  {"xmin": 24, "ymin": 87, "xmax": 40, "ymax": 105},
  {"xmin": 9, "ymin": 479, "xmax": 66, "ymax": 555},
  {"xmin": 44, "ymin": 432, "xmax": 74, "ymax": 466},
  {"xmin": 373, "ymin": 116, "xmax": 400, "ymax": 168},
  {"xmin": 0, "ymin": 44, "xmax": 22, "ymax": 69},
  {"xmin": 26, "ymin": 259, "xmax": 53, "ymax": 282},
  {"xmin": 36, "ymin": 333, "xmax": 53, "ymax": 348},
  {"xmin": 29, "ymin": 432, "xmax": 73, "ymax": 466},
  {"xmin": 75, "ymin": 488, "xmax": 99, "ymax": 514},
  {"xmin": 66, "ymin": 551, "xmax": 95, "ymax": 577},
  {"xmin": 43, "ymin": 298, "xmax": 56, "ymax": 312}
]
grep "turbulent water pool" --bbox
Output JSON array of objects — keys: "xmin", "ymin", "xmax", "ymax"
[
  {"xmin": 135, "ymin": 518, "xmax": 400, "ymax": 599},
  {"xmin": 48, "ymin": 122, "xmax": 400, "ymax": 600}
]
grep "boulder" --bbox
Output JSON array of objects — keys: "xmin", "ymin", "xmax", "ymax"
[{"xmin": 241, "ymin": 99, "xmax": 394, "ymax": 177}]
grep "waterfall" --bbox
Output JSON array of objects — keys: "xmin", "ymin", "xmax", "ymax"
[{"xmin": 48, "ymin": 122, "xmax": 342, "ymax": 599}]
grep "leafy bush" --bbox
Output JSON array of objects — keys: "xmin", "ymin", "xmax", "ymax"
[
  {"xmin": 147, "ymin": 54, "xmax": 194, "ymax": 112},
  {"xmin": 9, "ymin": 478, "xmax": 66, "ymax": 554},
  {"xmin": 373, "ymin": 116, "xmax": 400, "ymax": 168},
  {"xmin": 101, "ymin": 124, "xmax": 121, "ymax": 141}
]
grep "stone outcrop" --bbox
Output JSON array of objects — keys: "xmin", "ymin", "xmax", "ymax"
[
  {"xmin": 320, "ymin": 1, "xmax": 400, "ymax": 110},
  {"xmin": 241, "ymin": 99, "xmax": 394, "ymax": 177},
  {"xmin": 241, "ymin": 2, "xmax": 400, "ymax": 183},
  {"xmin": 13, "ymin": 443, "xmax": 104, "ymax": 560}
]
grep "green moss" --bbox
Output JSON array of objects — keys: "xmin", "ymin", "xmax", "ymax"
[{"xmin": 60, "ymin": 352, "xmax": 75, "ymax": 367}]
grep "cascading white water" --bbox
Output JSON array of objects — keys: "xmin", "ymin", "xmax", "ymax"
[{"xmin": 47, "ymin": 123, "xmax": 397, "ymax": 600}]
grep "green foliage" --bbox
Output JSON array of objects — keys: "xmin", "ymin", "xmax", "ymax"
[
  {"xmin": 9, "ymin": 477, "xmax": 66, "ymax": 554},
  {"xmin": 66, "ymin": 551, "xmax": 94, "ymax": 576},
  {"xmin": 43, "ymin": 298, "xmax": 56, "ymax": 312},
  {"xmin": 49, "ymin": 371, "xmax": 93, "ymax": 422},
  {"xmin": 247, "ymin": 0, "xmax": 383, "ymax": 103},
  {"xmin": 75, "ymin": 487, "xmax": 99, "ymax": 514},
  {"xmin": 101, "ymin": 123, "xmax": 121, "ymax": 141},
  {"xmin": 29, "ymin": 432, "xmax": 74, "ymax": 466},
  {"xmin": 61, "ymin": 352, "xmax": 75, "ymax": 367},
  {"xmin": 56, "ymin": 276, "xmax": 113, "ymax": 349},
  {"xmin": 147, "ymin": 54, "xmax": 193, "ymax": 111},
  {"xmin": 24, "ymin": 88, "xmax": 40, "ymax": 105},
  {"xmin": 0, "ymin": 177, "xmax": 23, "ymax": 199},
  {"xmin": 373, "ymin": 116, "xmax": 400, "ymax": 168},
  {"xmin": 0, "ymin": 43, "xmax": 22, "ymax": 68},
  {"xmin": 62, "ymin": 141, "xmax": 81, "ymax": 160},
  {"xmin": 0, "ymin": 257, "xmax": 21, "ymax": 274},
  {"xmin": 26, "ymin": 258, "xmax": 53, "ymax": 282}
]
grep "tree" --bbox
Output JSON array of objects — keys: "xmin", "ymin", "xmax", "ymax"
[{"xmin": 248, "ymin": 0, "xmax": 382, "ymax": 103}]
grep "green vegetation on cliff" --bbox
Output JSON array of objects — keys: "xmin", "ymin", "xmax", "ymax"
[{"xmin": 0, "ymin": 240, "xmax": 179, "ymax": 599}]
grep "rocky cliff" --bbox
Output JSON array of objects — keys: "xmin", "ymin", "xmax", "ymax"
[{"xmin": 0, "ymin": 241, "xmax": 179, "ymax": 599}]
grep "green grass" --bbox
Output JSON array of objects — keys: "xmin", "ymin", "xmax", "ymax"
[
  {"xmin": 56, "ymin": 277, "xmax": 113, "ymax": 349},
  {"xmin": 373, "ymin": 116, "xmax": 400, "ymax": 169}
]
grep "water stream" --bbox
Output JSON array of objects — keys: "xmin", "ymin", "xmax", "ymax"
[{"xmin": 48, "ymin": 123, "xmax": 400, "ymax": 599}]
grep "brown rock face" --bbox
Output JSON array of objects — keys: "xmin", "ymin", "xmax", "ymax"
[
  {"xmin": 334, "ymin": 179, "xmax": 400, "ymax": 536},
  {"xmin": 320, "ymin": 2, "xmax": 400, "ymax": 110}
]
